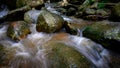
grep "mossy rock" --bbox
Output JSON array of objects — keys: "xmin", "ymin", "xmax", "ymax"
[
  {"xmin": 36, "ymin": 8, "xmax": 64, "ymax": 33},
  {"xmin": 16, "ymin": 0, "xmax": 44, "ymax": 8},
  {"xmin": 7, "ymin": 21, "xmax": 31, "ymax": 41},
  {"xmin": 83, "ymin": 21, "xmax": 120, "ymax": 52},
  {"xmin": 43, "ymin": 42, "xmax": 91, "ymax": 68}
]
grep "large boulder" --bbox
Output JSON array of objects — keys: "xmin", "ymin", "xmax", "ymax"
[
  {"xmin": 36, "ymin": 8, "xmax": 64, "ymax": 33},
  {"xmin": 43, "ymin": 41, "xmax": 91, "ymax": 68},
  {"xmin": 7, "ymin": 21, "xmax": 31, "ymax": 41},
  {"xmin": 83, "ymin": 21, "xmax": 120, "ymax": 52}
]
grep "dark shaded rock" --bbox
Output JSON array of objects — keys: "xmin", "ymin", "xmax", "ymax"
[
  {"xmin": 63, "ymin": 18, "xmax": 92, "ymax": 35},
  {"xmin": 1, "ymin": 0, "xmax": 17, "ymax": 10},
  {"xmin": 1, "ymin": 0, "xmax": 44, "ymax": 10},
  {"xmin": 109, "ymin": 2, "xmax": 120, "ymax": 22},
  {"xmin": 7, "ymin": 21, "xmax": 31, "ymax": 41},
  {"xmin": 36, "ymin": 8, "xmax": 64, "ymax": 33},
  {"xmin": 16, "ymin": 0, "xmax": 44, "ymax": 8},
  {"xmin": 0, "ymin": 5, "xmax": 31, "ymax": 21},
  {"xmin": 109, "ymin": 51, "xmax": 120, "ymax": 68}
]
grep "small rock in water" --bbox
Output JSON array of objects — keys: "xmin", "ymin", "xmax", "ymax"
[{"xmin": 7, "ymin": 21, "xmax": 31, "ymax": 41}]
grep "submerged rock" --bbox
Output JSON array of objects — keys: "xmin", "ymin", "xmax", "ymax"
[
  {"xmin": 36, "ymin": 8, "xmax": 64, "ymax": 33},
  {"xmin": 7, "ymin": 21, "xmax": 31, "ymax": 41},
  {"xmin": 83, "ymin": 21, "xmax": 120, "ymax": 52},
  {"xmin": 43, "ymin": 42, "xmax": 91, "ymax": 68}
]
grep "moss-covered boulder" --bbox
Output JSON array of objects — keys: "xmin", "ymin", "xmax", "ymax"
[
  {"xmin": 43, "ymin": 42, "xmax": 91, "ymax": 68},
  {"xmin": 83, "ymin": 21, "xmax": 120, "ymax": 52},
  {"xmin": 36, "ymin": 8, "xmax": 64, "ymax": 33},
  {"xmin": 7, "ymin": 21, "xmax": 31, "ymax": 41}
]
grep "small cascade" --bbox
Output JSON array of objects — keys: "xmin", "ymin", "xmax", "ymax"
[
  {"xmin": 0, "ymin": 26, "xmax": 8, "ymax": 40},
  {"xmin": 10, "ymin": 39, "xmax": 48, "ymax": 68},
  {"xmin": 67, "ymin": 36, "xmax": 110, "ymax": 68}
]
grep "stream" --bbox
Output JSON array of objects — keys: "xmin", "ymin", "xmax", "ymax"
[{"xmin": 0, "ymin": 2, "xmax": 120, "ymax": 68}]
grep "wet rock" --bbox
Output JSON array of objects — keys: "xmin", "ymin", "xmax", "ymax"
[
  {"xmin": 43, "ymin": 42, "xmax": 91, "ymax": 68},
  {"xmin": 83, "ymin": 9, "xmax": 109, "ymax": 20},
  {"xmin": 64, "ymin": 21, "xmax": 78, "ymax": 35},
  {"xmin": 56, "ymin": 5, "xmax": 77, "ymax": 16},
  {"xmin": 63, "ymin": 18, "xmax": 92, "ymax": 35},
  {"xmin": 83, "ymin": 21, "xmax": 120, "ymax": 52},
  {"xmin": 16, "ymin": 0, "xmax": 44, "ymax": 8},
  {"xmin": 96, "ymin": 9, "xmax": 110, "ymax": 16},
  {"xmin": 7, "ymin": 21, "xmax": 31, "ymax": 41},
  {"xmin": 1, "ymin": 0, "xmax": 17, "ymax": 10},
  {"xmin": 1, "ymin": 0, "xmax": 44, "ymax": 10},
  {"xmin": 36, "ymin": 8, "xmax": 64, "ymax": 33},
  {"xmin": 109, "ymin": 52, "xmax": 120, "ymax": 68},
  {"xmin": 49, "ymin": 0, "xmax": 61, "ymax": 3},
  {"xmin": 0, "ymin": 6, "xmax": 31, "ymax": 21},
  {"xmin": 69, "ymin": 0, "xmax": 85, "ymax": 5},
  {"xmin": 24, "ymin": 9, "xmax": 41, "ymax": 23},
  {"xmin": 110, "ymin": 2, "xmax": 120, "ymax": 21},
  {"xmin": 85, "ymin": 8, "xmax": 96, "ymax": 15},
  {"xmin": 0, "ymin": 44, "xmax": 15, "ymax": 68}
]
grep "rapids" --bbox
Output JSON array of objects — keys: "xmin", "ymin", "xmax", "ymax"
[
  {"xmin": 0, "ymin": 23, "xmax": 110, "ymax": 68},
  {"xmin": 0, "ymin": 2, "xmax": 120, "ymax": 68}
]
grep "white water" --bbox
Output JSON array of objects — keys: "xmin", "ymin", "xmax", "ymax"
[
  {"xmin": 67, "ymin": 36, "xmax": 110, "ymax": 68},
  {"xmin": 0, "ymin": 4, "xmax": 9, "ymax": 18}
]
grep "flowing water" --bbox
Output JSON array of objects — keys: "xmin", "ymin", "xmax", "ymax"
[
  {"xmin": 0, "ymin": 3, "xmax": 119, "ymax": 68},
  {"xmin": 0, "ymin": 4, "xmax": 9, "ymax": 19}
]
